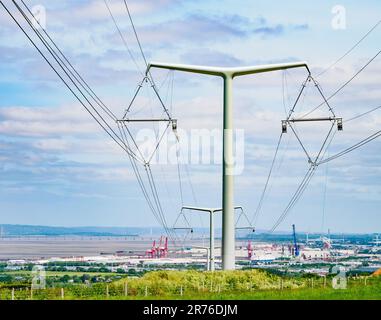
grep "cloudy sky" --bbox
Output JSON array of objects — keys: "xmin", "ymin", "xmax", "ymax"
[{"xmin": 0, "ymin": 0, "xmax": 380, "ymax": 233}]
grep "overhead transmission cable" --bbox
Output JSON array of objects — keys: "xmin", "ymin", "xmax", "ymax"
[
  {"xmin": 123, "ymin": 0, "xmax": 148, "ymax": 68},
  {"xmin": 316, "ymin": 19, "xmax": 381, "ymax": 77},
  {"xmin": 118, "ymin": 120, "xmax": 176, "ymax": 244},
  {"xmin": 19, "ymin": 0, "xmax": 117, "ymax": 121},
  {"xmin": 115, "ymin": 0, "xmax": 178, "ymax": 242},
  {"xmin": 145, "ymin": 164, "xmax": 176, "ymax": 242},
  {"xmin": 268, "ymin": 127, "xmax": 336, "ymax": 233},
  {"xmin": 346, "ymin": 105, "xmax": 381, "ymax": 122},
  {"xmin": 301, "ymin": 49, "xmax": 381, "ymax": 118},
  {"xmin": 123, "ymin": 0, "xmax": 170, "ymax": 116},
  {"xmin": 251, "ymin": 74, "xmax": 310, "ymax": 226},
  {"xmin": 102, "ymin": 0, "xmax": 144, "ymax": 76},
  {"xmin": 271, "ymin": 103, "xmax": 381, "ymax": 231},
  {"xmin": 268, "ymin": 74, "xmax": 339, "ymax": 233},
  {"xmin": 14, "ymin": 2, "xmax": 120, "ymax": 135},
  {"xmin": 251, "ymin": 133, "xmax": 283, "ymax": 225},
  {"xmin": 321, "ymin": 154, "xmax": 329, "ymax": 235},
  {"xmin": 318, "ymin": 128, "xmax": 381, "ymax": 165},
  {"xmin": 1, "ymin": 1, "xmax": 141, "ymax": 163},
  {"xmin": 4, "ymin": 1, "xmax": 174, "ymax": 241},
  {"xmin": 269, "ymin": 166, "xmax": 317, "ymax": 233},
  {"xmin": 117, "ymin": 123, "xmax": 172, "ymax": 238},
  {"xmin": 316, "ymin": 103, "xmax": 381, "ymax": 166},
  {"xmin": 103, "ymin": 0, "xmax": 177, "ymax": 241}
]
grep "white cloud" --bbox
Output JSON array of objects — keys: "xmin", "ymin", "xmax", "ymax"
[{"xmin": 0, "ymin": 105, "xmax": 98, "ymax": 137}]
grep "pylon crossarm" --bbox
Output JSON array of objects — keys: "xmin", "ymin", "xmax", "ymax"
[
  {"xmin": 282, "ymin": 116, "xmax": 342, "ymax": 165},
  {"xmin": 236, "ymin": 227, "xmax": 255, "ymax": 231},
  {"xmin": 172, "ymin": 227, "xmax": 193, "ymax": 232},
  {"xmin": 147, "ymin": 61, "xmax": 310, "ymax": 79},
  {"xmin": 288, "ymin": 117, "xmax": 340, "ymax": 123},
  {"xmin": 283, "ymin": 117, "xmax": 343, "ymax": 131},
  {"xmin": 117, "ymin": 119, "xmax": 175, "ymax": 123},
  {"xmin": 213, "ymin": 206, "xmax": 243, "ymax": 213}
]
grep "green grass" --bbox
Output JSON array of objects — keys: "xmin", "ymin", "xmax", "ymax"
[{"xmin": 178, "ymin": 284, "xmax": 381, "ymax": 300}]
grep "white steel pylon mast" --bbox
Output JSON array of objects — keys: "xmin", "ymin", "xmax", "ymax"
[{"xmin": 146, "ymin": 61, "xmax": 310, "ymax": 270}]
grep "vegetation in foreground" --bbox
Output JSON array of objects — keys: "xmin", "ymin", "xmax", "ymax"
[{"xmin": 0, "ymin": 269, "xmax": 380, "ymax": 300}]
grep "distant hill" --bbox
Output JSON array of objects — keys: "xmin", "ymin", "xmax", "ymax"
[
  {"xmin": 0, "ymin": 224, "xmax": 377, "ymax": 240},
  {"xmin": 0, "ymin": 224, "xmax": 165, "ymax": 237}
]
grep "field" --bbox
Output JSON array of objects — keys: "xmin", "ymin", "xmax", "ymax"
[{"xmin": 0, "ymin": 269, "xmax": 380, "ymax": 300}]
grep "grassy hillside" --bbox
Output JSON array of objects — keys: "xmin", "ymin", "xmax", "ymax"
[{"xmin": 0, "ymin": 269, "xmax": 380, "ymax": 300}]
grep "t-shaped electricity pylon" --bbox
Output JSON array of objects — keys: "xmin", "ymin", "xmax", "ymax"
[
  {"xmin": 181, "ymin": 205, "xmax": 246, "ymax": 271},
  {"xmin": 146, "ymin": 61, "xmax": 310, "ymax": 270}
]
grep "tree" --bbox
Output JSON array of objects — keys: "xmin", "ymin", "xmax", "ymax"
[{"xmin": 61, "ymin": 275, "xmax": 71, "ymax": 283}]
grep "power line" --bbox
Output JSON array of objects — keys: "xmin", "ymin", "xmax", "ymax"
[
  {"xmin": 5, "ymin": 1, "xmax": 174, "ymax": 241},
  {"xmin": 103, "ymin": 0, "xmax": 144, "ymax": 76},
  {"xmin": 1, "ymin": 1, "xmax": 140, "ymax": 163},
  {"xmin": 253, "ymin": 75, "xmax": 312, "ymax": 228},
  {"xmin": 270, "ymin": 119, "xmax": 336, "ymax": 233},
  {"xmin": 313, "ymin": 103, "xmax": 381, "ymax": 165},
  {"xmin": 271, "ymin": 167, "xmax": 316, "ymax": 233},
  {"xmin": 175, "ymin": 140, "xmax": 184, "ymax": 207},
  {"xmin": 321, "ymin": 153, "xmax": 329, "ymax": 235},
  {"xmin": 13, "ymin": 0, "xmax": 138, "ymax": 161},
  {"xmin": 318, "ymin": 128, "xmax": 381, "ymax": 165},
  {"xmin": 118, "ymin": 122, "xmax": 175, "ymax": 243},
  {"xmin": 20, "ymin": 0, "xmax": 117, "ymax": 121},
  {"xmin": 102, "ymin": 16, "xmax": 175, "ymax": 241},
  {"xmin": 145, "ymin": 164, "xmax": 177, "ymax": 244},
  {"xmin": 301, "ymin": 49, "xmax": 381, "ymax": 118},
  {"xmin": 123, "ymin": 0, "xmax": 148, "ymax": 68},
  {"xmin": 269, "ymin": 124, "xmax": 336, "ymax": 233},
  {"xmin": 105, "ymin": 0, "xmax": 176, "ymax": 241},
  {"xmin": 316, "ymin": 19, "xmax": 381, "ymax": 77},
  {"xmin": 314, "ymin": 122, "xmax": 335, "ymax": 163},
  {"xmin": 270, "ymin": 166, "xmax": 317, "ymax": 233},
  {"xmin": 122, "ymin": 0, "xmax": 165, "ymax": 103},
  {"xmin": 268, "ymin": 75, "xmax": 339, "ymax": 232},
  {"xmin": 346, "ymin": 105, "xmax": 381, "ymax": 122},
  {"xmin": 11, "ymin": 0, "xmax": 381, "ymax": 245},
  {"xmin": 252, "ymin": 133, "xmax": 283, "ymax": 225}
]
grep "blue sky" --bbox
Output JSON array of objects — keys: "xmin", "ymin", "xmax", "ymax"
[{"xmin": 0, "ymin": 0, "xmax": 380, "ymax": 233}]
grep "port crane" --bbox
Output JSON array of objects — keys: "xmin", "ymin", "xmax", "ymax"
[
  {"xmin": 247, "ymin": 241, "xmax": 253, "ymax": 260},
  {"xmin": 292, "ymin": 224, "xmax": 300, "ymax": 257},
  {"xmin": 146, "ymin": 236, "xmax": 168, "ymax": 259}
]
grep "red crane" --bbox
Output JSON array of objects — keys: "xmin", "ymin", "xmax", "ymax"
[
  {"xmin": 145, "ymin": 236, "xmax": 169, "ymax": 259},
  {"xmin": 247, "ymin": 241, "xmax": 253, "ymax": 259},
  {"xmin": 158, "ymin": 236, "xmax": 168, "ymax": 258},
  {"xmin": 146, "ymin": 240, "xmax": 156, "ymax": 259}
]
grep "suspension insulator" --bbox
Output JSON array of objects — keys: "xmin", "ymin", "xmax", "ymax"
[
  {"xmin": 282, "ymin": 120, "xmax": 288, "ymax": 134},
  {"xmin": 337, "ymin": 118, "xmax": 343, "ymax": 131},
  {"xmin": 172, "ymin": 119, "xmax": 178, "ymax": 131}
]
